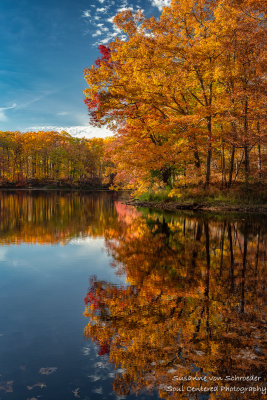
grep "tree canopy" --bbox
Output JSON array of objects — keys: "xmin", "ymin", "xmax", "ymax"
[{"xmin": 84, "ymin": 0, "xmax": 266, "ymax": 192}]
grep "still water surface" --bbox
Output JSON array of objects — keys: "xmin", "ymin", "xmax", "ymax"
[{"xmin": 0, "ymin": 191, "xmax": 266, "ymax": 400}]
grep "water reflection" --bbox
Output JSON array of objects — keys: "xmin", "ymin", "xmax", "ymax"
[
  {"xmin": 0, "ymin": 192, "xmax": 266, "ymax": 399},
  {"xmin": 0, "ymin": 190, "xmax": 118, "ymax": 244},
  {"xmin": 84, "ymin": 204, "xmax": 267, "ymax": 399}
]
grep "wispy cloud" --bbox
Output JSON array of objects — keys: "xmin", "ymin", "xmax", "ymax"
[
  {"xmin": 16, "ymin": 90, "xmax": 58, "ymax": 110},
  {"xmin": 96, "ymin": 7, "xmax": 107, "ymax": 13},
  {"xmin": 57, "ymin": 111, "xmax": 69, "ymax": 116},
  {"xmin": 92, "ymin": 29, "xmax": 103, "ymax": 37},
  {"xmin": 0, "ymin": 103, "xmax": 17, "ymax": 122},
  {"xmin": 82, "ymin": 10, "xmax": 91, "ymax": 18},
  {"xmin": 151, "ymin": 0, "xmax": 170, "ymax": 10}
]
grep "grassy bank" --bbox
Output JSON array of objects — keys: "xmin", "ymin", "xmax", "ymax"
[{"xmin": 124, "ymin": 184, "xmax": 267, "ymax": 213}]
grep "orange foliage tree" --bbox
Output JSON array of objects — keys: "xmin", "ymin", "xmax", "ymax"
[{"xmin": 84, "ymin": 0, "xmax": 266, "ymax": 192}]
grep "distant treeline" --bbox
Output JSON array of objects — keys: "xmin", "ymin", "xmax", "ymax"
[{"xmin": 0, "ymin": 130, "xmax": 112, "ymax": 188}]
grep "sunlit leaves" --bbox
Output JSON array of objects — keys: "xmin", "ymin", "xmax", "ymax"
[
  {"xmin": 0, "ymin": 130, "xmax": 109, "ymax": 187},
  {"xmin": 83, "ymin": 0, "xmax": 266, "ymax": 191}
]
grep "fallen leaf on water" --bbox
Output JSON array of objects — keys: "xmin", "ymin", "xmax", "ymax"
[
  {"xmin": 39, "ymin": 367, "xmax": 57, "ymax": 375},
  {"xmin": 0, "ymin": 381, "xmax": 13, "ymax": 393},
  {"xmin": 236, "ymin": 349, "xmax": 257, "ymax": 360},
  {"xmin": 72, "ymin": 387, "xmax": 80, "ymax": 398},
  {"xmin": 193, "ymin": 350, "xmax": 205, "ymax": 356},
  {"xmin": 27, "ymin": 383, "xmax": 47, "ymax": 390}
]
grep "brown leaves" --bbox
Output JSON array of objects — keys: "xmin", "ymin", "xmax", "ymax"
[{"xmin": 0, "ymin": 380, "xmax": 13, "ymax": 393}]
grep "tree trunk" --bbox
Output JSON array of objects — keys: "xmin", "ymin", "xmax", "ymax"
[
  {"xmin": 228, "ymin": 145, "xmax": 235, "ymax": 188},
  {"xmin": 244, "ymin": 98, "xmax": 249, "ymax": 187},
  {"xmin": 240, "ymin": 223, "xmax": 248, "ymax": 314},
  {"xmin": 244, "ymin": 144, "xmax": 249, "ymax": 186},
  {"xmin": 204, "ymin": 221, "xmax": 211, "ymax": 337},
  {"xmin": 221, "ymin": 138, "xmax": 226, "ymax": 188},
  {"xmin": 257, "ymin": 143, "xmax": 262, "ymax": 178},
  {"xmin": 194, "ymin": 149, "xmax": 201, "ymax": 170},
  {"xmin": 228, "ymin": 224, "xmax": 235, "ymax": 291},
  {"xmin": 205, "ymin": 116, "xmax": 212, "ymax": 188}
]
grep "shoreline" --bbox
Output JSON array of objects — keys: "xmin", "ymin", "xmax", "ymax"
[
  {"xmin": 1, "ymin": 188, "xmax": 266, "ymax": 214},
  {"xmin": 123, "ymin": 199, "xmax": 267, "ymax": 214},
  {"xmin": 0, "ymin": 186, "xmax": 113, "ymax": 192}
]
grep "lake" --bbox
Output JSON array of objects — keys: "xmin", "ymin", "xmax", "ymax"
[{"xmin": 0, "ymin": 191, "xmax": 266, "ymax": 400}]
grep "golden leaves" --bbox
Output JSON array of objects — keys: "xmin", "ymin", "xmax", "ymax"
[{"xmin": 83, "ymin": 0, "xmax": 266, "ymax": 191}]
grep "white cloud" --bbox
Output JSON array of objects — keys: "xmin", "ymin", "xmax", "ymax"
[
  {"xmin": 107, "ymin": 16, "xmax": 115, "ymax": 23},
  {"xmin": 15, "ymin": 91, "xmax": 57, "ymax": 111},
  {"xmin": 26, "ymin": 125, "xmax": 113, "ymax": 139},
  {"xmin": 151, "ymin": 0, "xmax": 171, "ymax": 10},
  {"xmin": 0, "ymin": 103, "xmax": 16, "ymax": 121},
  {"xmin": 92, "ymin": 29, "xmax": 102, "ymax": 37},
  {"xmin": 0, "ymin": 110, "xmax": 8, "ymax": 122},
  {"xmin": 117, "ymin": 6, "xmax": 133, "ymax": 12},
  {"xmin": 82, "ymin": 10, "xmax": 91, "ymax": 17},
  {"xmin": 0, "ymin": 103, "xmax": 17, "ymax": 110},
  {"xmin": 82, "ymin": 0, "xmax": 145, "ymax": 45},
  {"xmin": 96, "ymin": 7, "xmax": 107, "ymax": 12}
]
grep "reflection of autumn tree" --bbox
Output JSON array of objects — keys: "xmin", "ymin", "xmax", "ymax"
[
  {"xmin": 84, "ymin": 205, "xmax": 266, "ymax": 399},
  {"xmin": 0, "ymin": 191, "xmax": 119, "ymax": 244}
]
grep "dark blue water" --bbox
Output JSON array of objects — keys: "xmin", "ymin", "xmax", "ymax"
[
  {"xmin": 0, "ymin": 191, "xmax": 155, "ymax": 400},
  {"xmin": 0, "ymin": 241, "xmax": 126, "ymax": 399},
  {"xmin": 0, "ymin": 191, "xmax": 265, "ymax": 400}
]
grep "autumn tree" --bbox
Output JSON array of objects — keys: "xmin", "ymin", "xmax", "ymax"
[{"xmin": 84, "ymin": 0, "xmax": 266, "ymax": 192}]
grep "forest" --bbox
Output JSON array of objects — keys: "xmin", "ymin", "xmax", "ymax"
[
  {"xmin": 0, "ymin": 0, "xmax": 266, "ymax": 200},
  {"xmin": 0, "ymin": 130, "xmax": 109, "ymax": 188}
]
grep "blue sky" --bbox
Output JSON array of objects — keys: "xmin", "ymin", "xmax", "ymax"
[{"xmin": 0, "ymin": 0, "xmax": 169, "ymax": 137}]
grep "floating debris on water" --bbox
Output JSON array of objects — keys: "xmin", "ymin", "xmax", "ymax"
[
  {"xmin": 39, "ymin": 367, "xmax": 57, "ymax": 375},
  {"xmin": 27, "ymin": 383, "xmax": 47, "ymax": 390},
  {"xmin": 0, "ymin": 380, "xmax": 13, "ymax": 393},
  {"xmin": 72, "ymin": 387, "xmax": 80, "ymax": 398}
]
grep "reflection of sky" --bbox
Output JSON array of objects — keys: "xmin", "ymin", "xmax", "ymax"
[{"xmin": 0, "ymin": 239, "xmax": 135, "ymax": 400}]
